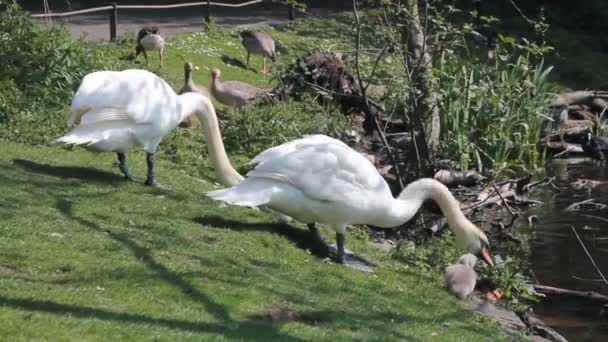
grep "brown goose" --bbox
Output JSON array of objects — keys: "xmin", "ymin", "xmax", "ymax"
[
  {"xmin": 134, "ymin": 25, "xmax": 165, "ymax": 67},
  {"xmin": 210, "ymin": 68, "xmax": 264, "ymax": 107},
  {"xmin": 237, "ymin": 31, "xmax": 276, "ymax": 73},
  {"xmin": 179, "ymin": 62, "xmax": 211, "ymax": 128}
]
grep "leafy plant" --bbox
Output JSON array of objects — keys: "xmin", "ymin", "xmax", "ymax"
[
  {"xmin": 391, "ymin": 234, "xmax": 461, "ymax": 271},
  {"xmin": 478, "ymin": 255, "xmax": 540, "ymax": 303},
  {"xmin": 0, "ymin": 3, "xmax": 130, "ymax": 143},
  {"xmin": 437, "ymin": 55, "xmax": 555, "ymax": 175}
]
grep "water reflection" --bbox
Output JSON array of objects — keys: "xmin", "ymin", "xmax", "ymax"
[{"xmin": 526, "ymin": 159, "xmax": 608, "ymax": 341}]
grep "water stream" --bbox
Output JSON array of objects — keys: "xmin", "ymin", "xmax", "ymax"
[{"xmin": 525, "ymin": 160, "xmax": 608, "ymax": 341}]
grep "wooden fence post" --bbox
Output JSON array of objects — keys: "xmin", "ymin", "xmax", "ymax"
[
  {"xmin": 288, "ymin": 3, "xmax": 295, "ymax": 20},
  {"xmin": 109, "ymin": 3, "xmax": 117, "ymax": 41},
  {"xmin": 204, "ymin": 0, "xmax": 211, "ymax": 23}
]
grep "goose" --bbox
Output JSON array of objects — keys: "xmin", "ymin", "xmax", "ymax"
[
  {"xmin": 53, "ymin": 69, "xmax": 242, "ymax": 188},
  {"xmin": 237, "ymin": 30, "xmax": 276, "ymax": 73},
  {"xmin": 179, "ymin": 62, "xmax": 211, "ymax": 128},
  {"xmin": 445, "ymin": 254, "xmax": 478, "ymax": 299},
  {"xmin": 206, "ymin": 135, "xmax": 493, "ymax": 268},
  {"xmin": 210, "ymin": 68, "xmax": 264, "ymax": 107},
  {"xmin": 134, "ymin": 26, "xmax": 165, "ymax": 67}
]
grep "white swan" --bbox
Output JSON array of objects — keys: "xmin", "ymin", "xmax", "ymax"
[
  {"xmin": 53, "ymin": 69, "xmax": 242, "ymax": 187},
  {"xmin": 207, "ymin": 135, "xmax": 493, "ymax": 266}
]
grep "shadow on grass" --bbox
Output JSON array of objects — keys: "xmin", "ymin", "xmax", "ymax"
[
  {"xmin": 45, "ymin": 198, "xmax": 310, "ymax": 340},
  {"xmin": 194, "ymin": 214, "xmax": 332, "ymax": 261},
  {"xmin": 0, "ymin": 295, "xmax": 308, "ymax": 340},
  {"xmin": 220, "ymin": 53, "xmax": 253, "ymax": 72},
  {"xmin": 13, "ymin": 159, "xmax": 124, "ymax": 185}
]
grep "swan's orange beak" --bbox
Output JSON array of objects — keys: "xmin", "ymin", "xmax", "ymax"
[{"xmin": 480, "ymin": 247, "xmax": 494, "ymax": 266}]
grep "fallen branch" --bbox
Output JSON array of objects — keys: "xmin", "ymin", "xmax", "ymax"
[
  {"xmin": 533, "ymin": 284, "xmax": 608, "ymax": 301},
  {"xmin": 570, "ymin": 225, "xmax": 608, "ymax": 287},
  {"xmin": 542, "ymin": 126, "xmax": 589, "ymax": 142},
  {"xmin": 491, "ymin": 181, "xmax": 517, "ymax": 216},
  {"xmin": 579, "ymin": 214, "xmax": 608, "ymax": 223},
  {"xmin": 541, "ymin": 141, "xmax": 584, "ymax": 154},
  {"xmin": 551, "ymin": 90, "xmax": 608, "ymax": 111},
  {"xmin": 565, "ymin": 198, "xmax": 607, "ymax": 211}
]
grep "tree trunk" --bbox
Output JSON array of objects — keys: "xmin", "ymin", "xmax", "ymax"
[{"xmin": 403, "ymin": 0, "xmax": 440, "ymax": 163}]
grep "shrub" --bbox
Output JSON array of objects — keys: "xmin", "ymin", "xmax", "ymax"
[{"xmin": 0, "ymin": 3, "xmax": 129, "ymax": 143}]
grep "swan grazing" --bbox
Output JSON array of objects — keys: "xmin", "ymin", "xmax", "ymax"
[
  {"xmin": 207, "ymin": 135, "xmax": 493, "ymax": 267},
  {"xmin": 54, "ymin": 69, "xmax": 242, "ymax": 188}
]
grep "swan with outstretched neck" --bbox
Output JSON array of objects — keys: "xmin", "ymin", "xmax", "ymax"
[{"xmin": 205, "ymin": 135, "xmax": 494, "ymax": 268}]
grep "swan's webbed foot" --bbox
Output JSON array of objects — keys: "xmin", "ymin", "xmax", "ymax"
[
  {"xmin": 144, "ymin": 178, "xmax": 172, "ymax": 190},
  {"xmin": 117, "ymin": 152, "xmax": 138, "ymax": 182},
  {"xmin": 143, "ymin": 153, "xmax": 171, "ymax": 190},
  {"xmin": 329, "ymin": 233, "xmax": 375, "ymax": 273}
]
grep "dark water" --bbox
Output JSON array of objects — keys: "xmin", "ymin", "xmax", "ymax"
[{"xmin": 526, "ymin": 159, "xmax": 608, "ymax": 341}]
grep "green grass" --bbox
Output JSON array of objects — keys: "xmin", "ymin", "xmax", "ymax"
[{"xmin": 0, "ymin": 141, "xmax": 504, "ymax": 340}]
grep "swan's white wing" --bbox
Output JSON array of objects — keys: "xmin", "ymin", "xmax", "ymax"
[
  {"xmin": 69, "ymin": 69, "xmax": 177, "ymax": 126},
  {"xmin": 250, "ymin": 134, "xmax": 336, "ymax": 164},
  {"xmin": 247, "ymin": 135, "xmax": 390, "ymax": 202},
  {"xmin": 79, "ymin": 108, "xmax": 134, "ymax": 125}
]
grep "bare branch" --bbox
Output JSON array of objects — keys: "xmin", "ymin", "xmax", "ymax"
[{"xmin": 570, "ymin": 225, "xmax": 608, "ymax": 287}]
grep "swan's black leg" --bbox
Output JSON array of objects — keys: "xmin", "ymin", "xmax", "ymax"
[
  {"xmin": 336, "ymin": 233, "xmax": 345, "ymax": 264},
  {"xmin": 246, "ymin": 51, "xmax": 250, "ymax": 70},
  {"xmin": 117, "ymin": 152, "xmax": 135, "ymax": 181},
  {"xmin": 144, "ymin": 152, "xmax": 156, "ymax": 186},
  {"xmin": 144, "ymin": 153, "xmax": 171, "ymax": 189}
]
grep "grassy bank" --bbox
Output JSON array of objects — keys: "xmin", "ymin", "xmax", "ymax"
[{"xmin": 0, "ymin": 142, "xmax": 503, "ymax": 340}]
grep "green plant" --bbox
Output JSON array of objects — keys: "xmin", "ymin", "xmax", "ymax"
[
  {"xmin": 437, "ymin": 55, "xmax": 555, "ymax": 175},
  {"xmin": 478, "ymin": 255, "xmax": 540, "ymax": 303},
  {"xmin": 220, "ymin": 99, "xmax": 350, "ymax": 157},
  {"xmin": 0, "ymin": 3, "xmax": 130, "ymax": 143},
  {"xmin": 391, "ymin": 234, "xmax": 461, "ymax": 271}
]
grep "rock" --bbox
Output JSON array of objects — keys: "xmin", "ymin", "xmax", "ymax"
[
  {"xmin": 466, "ymin": 297, "xmax": 568, "ymax": 342},
  {"xmin": 434, "ymin": 170, "xmax": 481, "ymax": 188}
]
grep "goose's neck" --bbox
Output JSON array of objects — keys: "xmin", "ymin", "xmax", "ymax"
[
  {"xmin": 178, "ymin": 92, "xmax": 244, "ymax": 186},
  {"xmin": 384, "ymin": 178, "xmax": 467, "ymax": 230},
  {"xmin": 184, "ymin": 69, "xmax": 193, "ymax": 87}
]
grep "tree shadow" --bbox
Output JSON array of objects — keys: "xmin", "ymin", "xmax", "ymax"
[
  {"xmin": 13, "ymin": 159, "xmax": 124, "ymax": 185},
  {"xmin": 193, "ymin": 214, "xmax": 331, "ymax": 261},
  {"xmin": 54, "ymin": 199, "xmax": 232, "ymax": 320},
  {"xmin": 0, "ymin": 295, "xmax": 307, "ymax": 340}
]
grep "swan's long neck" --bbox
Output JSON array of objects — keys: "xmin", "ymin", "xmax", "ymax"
[
  {"xmin": 385, "ymin": 178, "xmax": 468, "ymax": 231},
  {"xmin": 178, "ymin": 93, "xmax": 244, "ymax": 186}
]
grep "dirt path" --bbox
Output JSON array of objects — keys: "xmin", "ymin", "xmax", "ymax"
[{"xmin": 33, "ymin": 2, "xmax": 348, "ymax": 41}]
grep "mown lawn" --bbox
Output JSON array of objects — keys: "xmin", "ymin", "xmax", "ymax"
[{"xmin": 0, "ymin": 142, "xmax": 503, "ymax": 340}]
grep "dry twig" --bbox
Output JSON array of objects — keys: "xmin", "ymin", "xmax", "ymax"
[{"xmin": 570, "ymin": 225, "xmax": 608, "ymax": 287}]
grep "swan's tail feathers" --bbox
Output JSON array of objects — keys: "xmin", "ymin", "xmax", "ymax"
[
  {"xmin": 53, "ymin": 124, "xmax": 103, "ymax": 146},
  {"xmin": 206, "ymin": 181, "xmax": 273, "ymax": 208},
  {"xmin": 52, "ymin": 121, "xmax": 131, "ymax": 146}
]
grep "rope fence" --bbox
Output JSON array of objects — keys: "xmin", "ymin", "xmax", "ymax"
[{"xmin": 29, "ymin": 0, "xmax": 296, "ymax": 41}]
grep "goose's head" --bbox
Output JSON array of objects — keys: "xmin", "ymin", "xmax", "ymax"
[
  {"xmin": 211, "ymin": 68, "xmax": 221, "ymax": 82},
  {"xmin": 454, "ymin": 221, "xmax": 493, "ymax": 266},
  {"xmin": 184, "ymin": 62, "xmax": 199, "ymax": 73}
]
